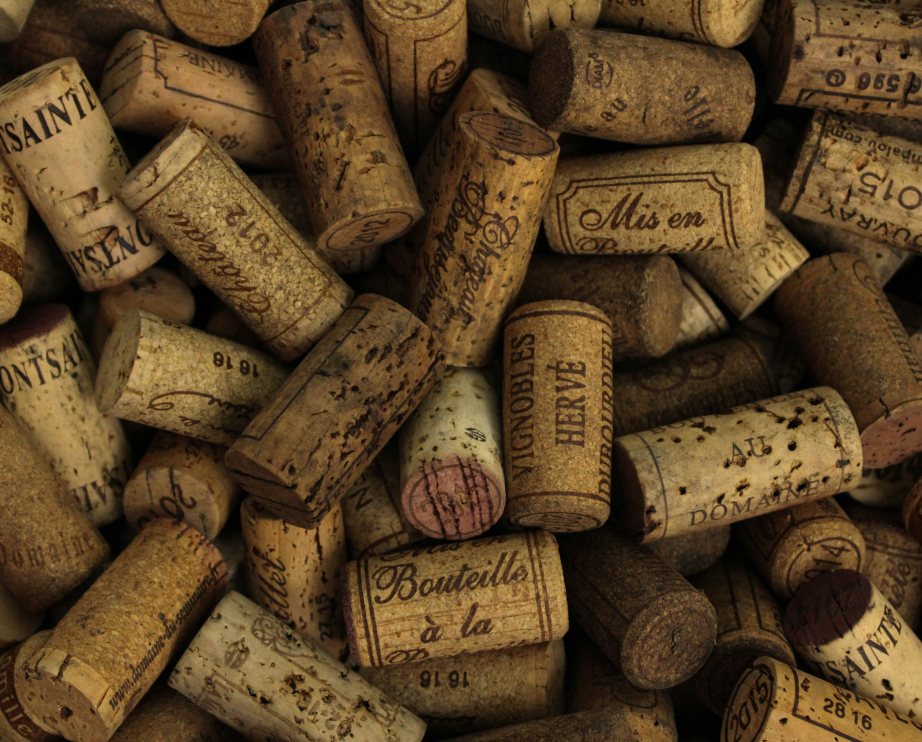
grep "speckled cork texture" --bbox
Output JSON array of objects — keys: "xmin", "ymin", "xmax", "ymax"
[
  {"xmin": 250, "ymin": 172, "xmax": 313, "ymax": 240},
  {"xmin": 528, "ymin": 30, "xmax": 755, "ymax": 144},
  {"xmin": 647, "ymin": 525, "xmax": 731, "ymax": 579},
  {"xmin": 0, "ymin": 632, "xmax": 56, "ymax": 742},
  {"xmin": 502, "ymin": 301, "xmax": 613, "ymax": 532},
  {"xmin": 467, "ymin": 0, "xmax": 600, "ymax": 52},
  {"xmin": 159, "ymin": 0, "xmax": 270, "ymax": 46},
  {"xmin": 169, "ymin": 590, "xmax": 427, "ymax": 742},
  {"xmin": 0, "ymin": 0, "xmax": 35, "ymax": 42},
  {"xmin": 597, "ymin": 0, "xmax": 762, "ymax": 47},
  {"xmin": 109, "ymin": 685, "xmax": 244, "ymax": 742},
  {"xmin": 56, "ymin": 0, "xmax": 175, "ymax": 44},
  {"xmin": 0, "ymin": 156, "xmax": 28, "ymax": 325},
  {"xmin": 733, "ymin": 315, "xmax": 805, "ymax": 396},
  {"xmin": 673, "ymin": 269, "xmax": 729, "ymax": 350},
  {"xmin": 447, "ymin": 709, "xmax": 637, "ymax": 742},
  {"xmin": 341, "ymin": 531, "xmax": 568, "ymax": 667},
  {"xmin": 0, "ymin": 58, "xmax": 166, "ymax": 291},
  {"xmin": 559, "ymin": 530, "xmax": 717, "ymax": 690},
  {"xmin": 0, "ymin": 583, "xmax": 43, "ymax": 651}
]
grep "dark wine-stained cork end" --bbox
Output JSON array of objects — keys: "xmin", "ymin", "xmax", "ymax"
[
  {"xmin": 528, "ymin": 29, "xmax": 576, "ymax": 129},
  {"xmin": 784, "ymin": 569, "xmax": 873, "ymax": 647},
  {"xmin": 0, "ymin": 303, "xmax": 69, "ymax": 351}
]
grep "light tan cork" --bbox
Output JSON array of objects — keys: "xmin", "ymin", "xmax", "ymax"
[
  {"xmin": 775, "ymin": 254, "xmax": 922, "ymax": 468},
  {"xmin": 408, "ymin": 112, "xmax": 559, "ymax": 367},
  {"xmin": 0, "ymin": 632, "xmax": 57, "ymax": 742},
  {"xmin": 360, "ymin": 640, "xmax": 565, "ymax": 737},
  {"xmin": 467, "ymin": 0, "xmax": 601, "ymax": 52},
  {"xmin": 119, "ymin": 120, "xmax": 352, "ymax": 362},
  {"xmin": 341, "ymin": 531, "xmax": 568, "ymax": 668},
  {"xmin": 250, "ymin": 172, "xmax": 313, "ymax": 240},
  {"xmin": 399, "ymin": 367, "xmax": 505, "ymax": 541},
  {"xmin": 597, "ymin": 0, "xmax": 763, "ymax": 47},
  {"xmin": 0, "ymin": 304, "xmax": 133, "ymax": 527},
  {"xmin": 100, "ymin": 31, "xmax": 288, "ymax": 171},
  {"xmin": 21, "ymin": 225, "xmax": 75, "ymax": 308},
  {"xmin": 95, "ymin": 309, "xmax": 290, "ymax": 446},
  {"xmin": 447, "ymin": 709, "xmax": 645, "ymax": 742},
  {"xmin": 502, "ymin": 301, "xmax": 613, "ymax": 532},
  {"xmin": 529, "ymin": 30, "xmax": 755, "ymax": 144},
  {"xmin": 674, "ymin": 269, "xmax": 729, "ymax": 349},
  {"xmin": 614, "ymin": 387, "xmax": 864, "ymax": 542},
  {"xmin": 0, "ymin": 156, "xmax": 28, "ymax": 325},
  {"xmin": 109, "ymin": 685, "xmax": 244, "ymax": 742},
  {"xmin": 255, "ymin": 2, "xmax": 423, "ymax": 272},
  {"xmin": 0, "ymin": 583, "xmax": 43, "ymax": 652},
  {"xmin": 240, "ymin": 497, "xmax": 348, "ymax": 660},
  {"xmin": 160, "ymin": 0, "xmax": 270, "ymax": 46},
  {"xmin": 733, "ymin": 315, "xmax": 805, "ymax": 395},
  {"xmin": 169, "ymin": 590, "xmax": 427, "ymax": 742},
  {"xmin": 124, "ymin": 432, "xmax": 241, "ymax": 541},
  {"xmin": 0, "ymin": 58, "xmax": 166, "ymax": 291},
  {"xmin": 647, "ymin": 525, "xmax": 731, "ymax": 578},
  {"xmin": 848, "ymin": 457, "xmax": 922, "ymax": 509},
  {"xmin": 225, "ymin": 294, "xmax": 445, "ymax": 530},
  {"xmin": 543, "ymin": 144, "xmax": 764, "ymax": 256},
  {"xmin": 0, "ymin": 0, "xmax": 35, "ymax": 42}
]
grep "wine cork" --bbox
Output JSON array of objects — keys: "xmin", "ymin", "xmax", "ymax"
[
  {"xmin": 255, "ymin": 3, "xmax": 423, "ymax": 272},
  {"xmin": 341, "ymin": 531, "xmax": 568, "ymax": 667},
  {"xmin": 891, "ymin": 294, "xmax": 922, "ymax": 362},
  {"xmin": 597, "ymin": 0, "xmax": 762, "ymax": 47},
  {"xmin": 100, "ymin": 31, "xmax": 287, "ymax": 171},
  {"xmin": 0, "ymin": 59, "xmax": 167, "ymax": 291},
  {"xmin": 399, "ymin": 367, "xmax": 505, "ymax": 541},
  {"xmin": 0, "ymin": 632, "xmax": 56, "ymax": 742},
  {"xmin": 647, "ymin": 526, "xmax": 731, "ymax": 579},
  {"xmin": 733, "ymin": 315, "xmax": 806, "ymax": 395},
  {"xmin": 674, "ymin": 269, "xmax": 730, "ymax": 349},
  {"xmin": 250, "ymin": 172, "xmax": 313, "ymax": 239},
  {"xmin": 0, "ymin": 584, "xmax": 42, "ymax": 652},
  {"xmin": 241, "ymin": 497, "xmax": 348, "ymax": 659},
  {"xmin": 529, "ymin": 30, "xmax": 755, "ymax": 145},
  {"xmin": 543, "ymin": 144, "xmax": 765, "ymax": 256},
  {"xmin": 169, "ymin": 590, "xmax": 426, "ymax": 742},
  {"xmin": 360, "ymin": 640, "xmax": 565, "ymax": 737},
  {"xmin": 62, "ymin": 0, "xmax": 175, "ymax": 44},
  {"xmin": 109, "ymin": 685, "xmax": 244, "ymax": 742},
  {"xmin": 560, "ymin": 530, "xmax": 717, "ymax": 689},
  {"xmin": 774, "ymin": 253, "xmax": 922, "ymax": 468},
  {"xmin": 119, "ymin": 120, "xmax": 352, "ymax": 362},
  {"xmin": 467, "ymin": 0, "xmax": 601, "ymax": 52},
  {"xmin": 901, "ymin": 478, "xmax": 922, "ymax": 546},
  {"xmin": 225, "ymin": 294, "xmax": 445, "ymax": 530},
  {"xmin": 517, "ymin": 253, "xmax": 682, "ymax": 358},
  {"xmin": 0, "ymin": 156, "xmax": 28, "ymax": 325},
  {"xmin": 502, "ymin": 301, "xmax": 613, "ymax": 532},
  {"xmin": 203, "ymin": 305, "xmax": 261, "ymax": 349},
  {"xmin": 692, "ymin": 557, "xmax": 796, "ymax": 716},
  {"xmin": 613, "ymin": 386, "xmax": 864, "ymax": 542},
  {"xmin": 20, "ymin": 224, "xmax": 74, "ymax": 308},
  {"xmin": 849, "ymin": 457, "xmax": 922, "ymax": 509},
  {"xmin": 160, "ymin": 0, "xmax": 270, "ymax": 46},
  {"xmin": 845, "ymin": 111, "xmax": 922, "ymax": 144},
  {"xmin": 448, "ymin": 709, "xmax": 648, "ymax": 742},
  {"xmin": 123, "ymin": 432, "xmax": 241, "ymax": 541},
  {"xmin": 0, "ymin": 0, "xmax": 35, "ymax": 42},
  {"xmin": 95, "ymin": 309, "xmax": 290, "ymax": 446},
  {"xmin": 408, "ymin": 112, "xmax": 559, "ymax": 366},
  {"xmin": 0, "ymin": 304, "xmax": 133, "ymax": 526}
]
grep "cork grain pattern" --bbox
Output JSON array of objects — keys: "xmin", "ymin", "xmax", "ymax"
[
  {"xmin": 598, "ymin": 0, "xmax": 764, "ymax": 47},
  {"xmin": 160, "ymin": 0, "xmax": 269, "ymax": 47},
  {"xmin": 0, "ymin": 633, "xmax": 57, "ymax": 742},
  {"xmin": 108, "ymin": 685, "xmax": 245, "ymax": 742}
]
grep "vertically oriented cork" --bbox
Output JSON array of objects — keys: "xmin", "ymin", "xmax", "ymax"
[
  {"xmin": 467, "ymin": 0, "xmax": 601, "ymax": 52},
  {"xmin": 0, "ymin": 156, "xmax": 28, "ymax": 325},
  {"xmin": 159, "ymin": 0, "xmax": 271, "ymax": 46},
  {"xmin": 0, "ymin": 632, "xmax": 56, "ymax": 742},
  {"xmin": 674, "ymin": 269, "xmax": 730, "ymax": 349},
  {"xmin": 597, "ymin": 0, "xmax": 763, "ymax": 47},
  {"xmin": 109, "ymin": 685, "xmax": 244, "ymax": 742}
]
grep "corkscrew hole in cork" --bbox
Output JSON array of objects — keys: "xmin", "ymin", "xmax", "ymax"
[{"xmin": 59, "ymin": 706, "xmax": 72, "ymax": 720}]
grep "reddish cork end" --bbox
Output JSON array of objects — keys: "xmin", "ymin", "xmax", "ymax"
[
  {"xmin": 0, "ymin": 304, "xmax": 70, "ymax": 351},
  {"xmin": 784, "ymin": 569, "xmax": 873, "ymax": 648}
]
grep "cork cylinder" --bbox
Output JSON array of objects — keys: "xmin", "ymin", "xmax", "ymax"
[
  {"xmin": 159, "ymin": 0, "xmax": 271, "ymax": 46},
  {"xmin": 119, "ymin": 120, "xmax": 353, "ymax": 362},
  {"xmin": 250, "ymin": 172, "xmax": 313, "ymax": 239},
  {"xmin": 109, "ymin": 685, "xmax": 244, "ymax": 742},
  {"xmin": 169, "ymin": 590, "xmax": 427, "ymax": 742},
  {"xmin": 59, "ymin": 0, "xmax": 175, "ymax": 45},
  {"xmin": 341, "ymin": 531, "xmax": 568, "ymax": 667},
  {"xmin": 848, "ymin": 457, "xmax": 922, "ymax": 509},
  {"xmin": 692, "ymin": 557, "xmax": 796, "ymax": 715},
  {"xmin": 901, "ymin": 478, "xmax": 922, "ymax": 546},
  {"xmin": 447, "ymin": 709, "xmax": 653, "ymax": 742},
  {"xmin": 774, "ymin": 253, "xmax": 922, "ymax": 468},
  {"xmin": 123, "ymin": 432, "xmax": 241, "ymax": 541},
  {"xmin": 0, "ymin": 584, "xmax": 43, "ymax": 652},
  {"xmin": 502, "ymin": 301, "xmax": 613, "ymax": 532},
  {"xmin": 647, "ymin": 525, "xmax": 731, "ymax": 578},
  {"xmin": 0, "ymin": 304, "xmax": 133, "ymax": 526},
  {"xmin": 0, "ymin": 156, "xmax": 29, "ymax": 325},
  {"xmin": 360, "ymin": 640, "xmax": 566, "ymax": 737},
  {"xmin": 95, "ymin": 309, "xmax": 290, "ymax": 446},
  {"xmin": 613, "ymin": 386, "xmax": 864, "ymax": 542},
  {"xmin": 598, "ymin": 0, "xmax": 762, "ymax": 47},
  {"xmin": 18, "ymin": 520, "xmax": 227, "ymax": 742},
  {"xmin": 733, "ymin": 315, "xmax": 805, "ymax": 396},
  {"xmin": 240, "ymin": 496, "xmax": 348, "ymax": 659},
  {"xmin": 408, "ymin": 112, "xmax": 559, "ymax": 366},
  {"xmin": 0, "ymin": 632, "xmax": 56, "ymax": 742},
  {"xmin": 674, "ymin": 268, "xmax": 729, "ymax": 350},
  {"xmin": 0, "ymin": 58, "xmax": 166, "ymax": 291},
  {"xmin": 0, "ymin": 0, "xmax": 35, "ymax": 42},
  {"xmin": 467, "ymin": 0, "xmax": 601, "ymax": 52},
  {"xmin": 255, "ymin": 2, "xmax": 423, "ymax": 272},
  {"xmin": 543, "ymin": 144, "xmax": 765, "ymax": 256},
  {"xmin": 529, "ymin": 30, "xmax": 755, "ymax": 145},
  {"xmin": 225, "ymin": 294, "xmax": 445, "ymax": 530}
]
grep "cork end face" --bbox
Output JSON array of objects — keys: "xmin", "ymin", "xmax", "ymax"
[
  {"xmin": 528, "ymin": 29, "xmax": 576, "ymax": 129},
  {"xmin": 97, "ymin": 266, "xmax": 196, "ymax": 331},
  {"xmin": 702, "ymin": 0, "xmax": 764, "ymax": 48},
  {"xmin": 0, "ymin": 274, "xmax": 22, "ymax": 325},
  {"xmin": 95, "ymin": 308, "xmax": 142, "ymax": 414},
  {"xmin": 638, "ymin": 257, "xmax": 683, "ymax": 356},
  {"xmin": 460, "ymin": 112, "xmax": 559, "ymax": 159},
  {"xmin": 612, "ymin": 439, "xmax": 655, "ymax": 540},
  {"xmin": 0, "ymin": 303, "xmax": 69, "ymax": 350},
  {"xmin": 861, "ymin": 399, "xmax": 922, "ymax": 468},
  {"xmin": 784, "ymin": 569, "xmax": 873, "ymax": 648},
  {"xmin": 720, "ymin": 661, "xmax": 775, "ymax": 742},
  {"xmin": 159, "ymin": 0, "xmax": 267, "ymax": 46},
  {"xmin": 0, "ymin": 57, "xmax": 79, "ymax": 109},
  {"xmin": 319, "ymin": 207, "xmax": 424, "ymax": 254},
  {"xmin": 123, "ymin": 467, "xmax": 224, "ymax": 540}
]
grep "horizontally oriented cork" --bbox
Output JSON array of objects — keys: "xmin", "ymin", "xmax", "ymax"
[
  {"xmin": 0, "ymin": 0, "xmax": 35, "ymax": 42},
  {"xmin": 543, "ymin": 144, "xmax": 764, "ymax": 255},
  {"xmin": 19, "ymin": 520, "xmax": 227, "ymax": 742},
  {"xmin": 119, "ymin": 120, "xmax": 352, "ymax": 361},
  {"xmin": 341, "ymin": 531, "xmax": 568, "ymax": 667},
  {"xmin": 447, "ymin": 709, "xmax": 644, "ymax": 742},
  {"xmin": 849, "ymin": 457, "xmax": 922, "ymax": 509},
  {"xmin": 597, "ymin": 0, "xmax": 762, "ymax": 47},
  {"xmin": 0, "ymin": 156, "xmax": 28, "ymax": 325},
  {"xmin": 647, "ymin": 525, "xmax": 731, "ymax": 578},
  {"xmin": 255, "ymin": 2, "xmax": 423, "ymax": 272},
  {"xmin": 57, "ymin": 0, "xmax": 175, "ymax": 44},
  {"xmin": 250, "ymin": 172, "xmax": 313, "ymax": 239},
  {"xmin": 20, "ymin": 224, "xmax": 74, "ymax": 308},
  {"xmin": 109, "ymin": 685, "xmax": 244, "ymax": 742},
  {"xmin": 100, "ymin": 31, "xmax": 288, "ymax": 170},
  {"xmin": 529, "ymin": 29, "xmax": 755, "ymax": 144},
  {"xmin": 560, "ymin": 530, "xmax": 717, "ymax": 690},
  {"xmin": 399, "ymin": 367, "xmax": 505, "ymax": 540},
  {"xmin": 160, "ymin": 0, "xmax": 270, "ymax": 46},
  {"xmin": 95, "ymin": 309, "xmax": 290, "ymax": 446},
  {"xmin": 775, "ymin": 253, "xmax": 922, "ymax": 468},
  {"xmin": 124, "ymin": 431, "xmax": 241, "ymax": 541},
  {"xmin": 169, "ymin": 590, "xmax": 427, "ymax": 742},
  {"xmin": 0, "ymin": 632, "xmax": 56, "ymax": 742},
  {"xmin": 673, "ymin": 269, "xmax": 729, "ymax": 349},
  {"xmin": 734, "ymin": 315, "xmax": 806, "ymax": 395},
  {"xmin": 502, "ymin": 301, "xmax": 613, "ymax": 532},
  {"xmin": 0, "ymin": 583, "xmax": 43, "ymax": 651},
  {"xmin": 408, "ymin": 112, "xmax": 559, "ymax": 366},
  {"xmin": 0, "ymin": 58, "xmax": 166, "ymax": 291},
  {"xmin": 614, "ymin": 387, "xmax": 864, "ymax": 542},
  {"xmin": 226, "ymin": 294, "xmax": 445, "ymax": 529},
  {"xmin": 241, "ymin": 497, "xmax": 348, "ymax": 659},
  {"xmin": 360, "ymin": 640, "xmax": 565, "ymax": 737},
  {"xmin": 467, "ymin": 0, "xmax": 601, "ymax": 52}
]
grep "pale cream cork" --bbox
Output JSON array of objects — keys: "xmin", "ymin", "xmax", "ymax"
[
  {"xmin": 241, "ymin": 497, "xmax": 348, "ymax": 659},
  {"xmin": 543, "ymin": 144, "xmax": 765, "ymax": 256},
  {"xmin": 733, "ymin": 315, "xmax": 806, "ymax": 395},
  {"xmin": 160, "ymin": 0, "xmax": 271, "ymax": 46},
  {"xmin": 502, "ymin": 301, "xmax": 613, "ymax": 532},
  {"xmin": 0, "ymin": 583, "xmax": 43, "ymax": 652},
  {"xmin": 20, "ymin": 225, "xmax": 74, "ymax": 308},
  {"xmin": 119, "ymin": 119, "xmax": 352, "ymax": 362},
  {"xmin": 399, "ymin": 366, "xmax": 505, "ymax": 541},
  {"xmin": 0, "ymin": 0, "xmax": 35, "ymax": 42},
  {"xmin": 255, "ymin": 2, "xmax": 423, "ymax": 272},
  {"xmin": 169, "ymin": 590, "xmax": 427, "ymax": 742},
  {"xmin": 109, "ymin": 685, "xmax": 244, "ymax": 742},
  {"xmin": 341, "ymin": 531, "xmax": 568, "ymax": 667},
  {"xmin": 0, "ymin": 58, "xmax": 166, "ymax": 291},
  {"xmin": 614, "ymin": 387, "xmax": 864, "ymax": 542},
  {"xmin": 468, "ymin": 0, "xmax": 601, "ymax": 52},
  {"xmin": 0, "ymin": 155, "xmax": 28, "ymax": 325},
  {"xmin": 95, "ymin": 309, "xmax": 290, "ymax": 446},
  {"xmin": 447, "ymin": 709, "xmax": 647, "ymax": 742},
  {"xmin": 250, "ymin": 172, "xmax": 313, "ymax": 240},
  {"xmin": 598, "ymin": 0, "xmax": 763, "ymax": 47},
  {"xmin": 0, "ymin": 304, "xmax": 133, "ymax": 527},
  {"xmin": 674, "ymin": 269, "xmax": 730, "ymax": 350},
  {"xmin": 0, "ymin": 632, "xmax": 56, "ymax": 742},
  {"xmin": 100, "ymin": 31, "xmax": 288, "ymax": 171},
  {"xmin": 647, "ymin": 526, "xmax": 731, "ymax": 578},
  {"xmin": 848, "ymin": 457, "xmax": 922, "ymax": 508},
  {"xmin": 360, "ymin": 640, "xmax": 565, "ymax": 737}
]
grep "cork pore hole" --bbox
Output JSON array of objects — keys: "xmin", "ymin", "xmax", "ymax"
[
  {"xmin": 95, "ymin": 309, "xmax": 143, "ymax": 413},
  {"xmin": 784, "ymin": 569, "xmax": 873, "ymax": 648}
]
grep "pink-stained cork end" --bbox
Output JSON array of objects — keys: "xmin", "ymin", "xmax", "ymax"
[{"xmin": 783, "ymin": 569, "xmax": 873, "ymax": 648}]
